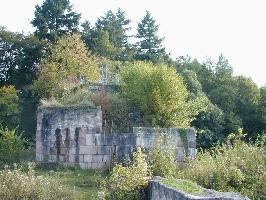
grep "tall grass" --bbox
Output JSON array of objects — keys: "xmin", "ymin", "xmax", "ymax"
[
  {"xmin": 0, "ymin": 163, "xmax": 73, "ymax": 200},
  {"xmin": 177, "ymin": 131, "xmax": 266, "ymax": 199}
]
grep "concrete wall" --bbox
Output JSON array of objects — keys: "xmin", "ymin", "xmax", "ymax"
[
  {"xmin": 149, "ymin": 177, "xmax": 249, "ymax": 200},
  {"xmin": 36, "ymin": 106, "xmax": 197, "ymax": 169}
]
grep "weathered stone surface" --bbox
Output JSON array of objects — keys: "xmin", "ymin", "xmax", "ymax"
[
  {"xmin": 91, "ymin": 162, "xmax": 107, "ymax": 169},
  {"xmin": 98, "ymin": 145, "xmax": 112, "ymax": 155},
  {"xmin": 36, "ymin": 105, "xmax": 197, "ymax": 170},
  {"xmin": 149, "ymin": 177, "xmax": 249, "ymax": 200},
  {"xmin": 103, "ymin": 155, "xmax": 111, "ymax": 163},
  {"xmin": 84, "ymin": 155, "xmax": 92, "ymax": 162},
  {"xmin": 79, "ymin": 146, "xmax": 97, "ymax": 155},
  {"xmin": 92, "ymin": 155, "xmax": 103, "ymax": 162}
]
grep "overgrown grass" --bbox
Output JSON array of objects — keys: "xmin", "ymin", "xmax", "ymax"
[
  {"xmin": 35, "ymin": 166, "xmax": 108, "ymax": 200},
  {"xmin": 161, "ymin": 178, "xmax": 205, "ymax": 194},
  {"xmin": 0, "ymin": 163, "xmax": 73, "ymax": 200},
  {"xmin": 177, "ymin": 131, "xmax": 266, "ymax": 199}
]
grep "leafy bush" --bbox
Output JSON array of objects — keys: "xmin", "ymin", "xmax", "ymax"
[
  {"xmin": 92, "ymin": 92, "xmax": 130, "ymax": 133},
  {"xmin": 0, "ymin": 163, "xmax": 73, "ymax": 200},
  {"xmin": 177, "ymin": 130, "xmax": 266, "ymax": 199},
  {"xmin": 0, "ymin": 86, "xmax": 21, "ymax": 128},
  {"xmin": 104, "ymin": 148, "xmax": 150, "ymax": 200},
  {"xmin": 39, "ymin": 87, "xmax": 93, "ymax": 108},
  {"xmin": 148, "ymin": 133, "xmax": 179, "ymax": 177},
  {"xmin": 32, "ymin": 34, "xmax": 100, "ymax": 99},
  {"xmin": 121, "ymin": 61, "xmax": 205, "ymax": 127},
  {"xmin": 0, "ymin": 126, "xmax": 32, "ymax": 165}
]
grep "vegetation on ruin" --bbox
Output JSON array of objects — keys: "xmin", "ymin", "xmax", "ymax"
[
  {"xmin": 161, "ymin": 178, "xmax": 205, "ymax": 195},
  {"xmin": 0, "ymin": 0, "xmax": 266, "ymax": 199}
]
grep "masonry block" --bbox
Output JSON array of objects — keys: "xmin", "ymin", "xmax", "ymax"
[
  {"xmin": 92, "ymin": 155, "xmax": 103, "ymax": 162},
  {"xmin": 36, "ymin": 104, "xmax": 197, "ymax": 170},
  {"xmin": 91, "ymin": 162, "xmax": 106, "ymax": 169},
  {"xmin": 98, "ymin": 145, "xmax": 112, "ymax": 155},
  {"xmin": 103, "ymin": 155, "xmax": 111, "ymax": 163},
  {"xmin": 79, "ymin": 146, "xmax": 97, "ymax": 154},
  {"xmin": 84, "ymin": 155, "xmax": 93, "ymax": 162},
  {"xmin": 79, "ymin": 162, "xmax": 91, "ymax": 169}
]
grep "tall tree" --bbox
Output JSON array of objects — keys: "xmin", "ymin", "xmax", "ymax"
[
  {"xmin": 31, "ymin": 0, "xmax": 81, "ymax": 42},
  {"xmin": 257, "ymin": 87, "xmax": 266, "ymax": 133},
  {"xmin": 235, "ymin": 76, "xmax": 260, "ymax": 138},
  {"xmin": 0, "ymin": 27, "xmax": 47, "ymax": 88},
  {"xmin": 0, "ymin": 85, "xmax": 21, "ymax": 129},
  {"xmin": 82, "ymin": 9, "xmax": 133, "ymax": 60},
  {"xmin": 136, "ymin": 11, "xmax": 168, "ymax": 63},
  {"xmin": 32, "ymin": 34, "xmax": 100, "ymax": 99},
  {"xmin": 96, "ymin": 9, "xmax": 130, "ymax": 48}
]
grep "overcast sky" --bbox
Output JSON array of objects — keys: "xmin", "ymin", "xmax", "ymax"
[{"xmin": 0, "ymin": 0, "xmax": 265, "ymax": 86}]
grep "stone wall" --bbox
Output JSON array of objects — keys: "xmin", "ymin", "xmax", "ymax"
[
  {"xmin": 36, "ymin": 106, "xmax": 196, "ymax": 169},
  {"xmin": 36, "ymin": 106, "xmax": 103, "ymax": 167},
  {"xmin": 149, "ymin": 177, "xmax": 249, "ymax": 200}
]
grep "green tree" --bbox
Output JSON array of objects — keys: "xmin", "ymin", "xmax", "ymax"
[
  {"xmin": 82, "ymin": 28, "xmax": 121, "ymax": 59},
  {"xmin": 196, "ymin": 55, "xmax": 242, "ymax": 135},
  {"xmin": 234, "ymin": 76, "xmax": 260, "ymax": 138},
  {"xmin": 121, "ymin": 62, "xmax": 203, "ymax": 127},
  {"xmin": 257, "ymin": 87, "xmax": 266, "ymax": 133},
  {"xmin": 82, "ymin": 9, "xmax": 133, "ymax": 60},
  {"xmin": 180, "ymin": 69, "xmax": 225, "ymax": 149},
  {"xmin": 32, "ymin": 34, "xmax": 100, "ymax": 99},
  {"xmin": 0, "ymin": 86, "xmax": 21, "ymax": 129},
  {"xmin": 136, "ymin": 11, "xmax": 168, "ymax": 63},
  {"xmin": 96, "ymin": 9, "xmax": 130, "ymax": 48},
  {"xmin": 0, "ymin": 27, "xmax": 47, "ymax": 88},
  {"xmin": 31, "ymin": 0, "xmax": 81, "ymax": 42}
]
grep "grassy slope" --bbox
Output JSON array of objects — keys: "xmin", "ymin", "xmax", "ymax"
[{"xmin": 36, "ymin": 167, "xmax": 108, "ymax": 200}]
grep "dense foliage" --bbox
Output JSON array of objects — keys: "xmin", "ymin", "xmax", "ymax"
[
  {"xmin": 121, "ymin": 62, "xmax": 205, "ymax": 127},
  {"xmin": 32, "ymin": 0, "xmax": 81, "ymax": 42},
  {"xmin": 0, "ymin": 86, "xmax": 20, "ymax": 128},
  {"xmin": 32, "ymin": 34, "xmax": 100, "ymax": 99},
  {"xmin": 0, "ymin": 126, "xmax": 33, "ymax": 166}
]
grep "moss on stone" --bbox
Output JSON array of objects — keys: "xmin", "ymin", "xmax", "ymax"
[{"xmin": 161, "ymin": 178, "xmax": 204, "ymax": 194}]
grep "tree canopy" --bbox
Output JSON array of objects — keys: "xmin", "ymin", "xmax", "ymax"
[
  {"xmin": 121, "ymin": 62, "xmax": 204, "ymax": 127},
  {"xmin": 31, "ymin": 0, "xmax": 81, "ymax": 42},
  {"xmin": 32, "ymin": 34, "xmax": 100, "ymax": 99},
  {"xmin": 136, "ymin": 11, "xmax": 168, "ymax": 63}
]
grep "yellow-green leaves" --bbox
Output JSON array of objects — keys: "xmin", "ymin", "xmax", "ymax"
[
  {"xmin": 121, "ymin": 61, "xmax": 200, "ymax": 127},
  {"xmin": 33, "ymin": 34, "xmax": 100, "ymax": 99}
]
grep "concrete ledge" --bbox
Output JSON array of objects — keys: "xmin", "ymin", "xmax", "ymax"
[{"xmin": 149, "ymin": 177, "xmax": 249, "ymax": 200}]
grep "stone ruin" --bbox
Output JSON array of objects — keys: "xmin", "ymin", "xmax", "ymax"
[{"xmin": 36, "ymin": 106, "xmax": 196, "ymax": 169}]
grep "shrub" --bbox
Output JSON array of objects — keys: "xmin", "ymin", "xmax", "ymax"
[
  {"xmin": 105, "ymin": 148, "xmax": 150, "ymax": 200},
  {"xmin": 32, "ymin": 34, "xmax": 100, "ymax": 99},
  {"xmin": 0, "ymin": 126, "xmax": 31, "ymax": 165},
  {"xmin": 177, "ymin": 130, "xmax": 266, "ymax": 199},
  {"xmin": 148, "ymin": 133, "xmax": 179, "ymax": 177},
  {"xmin": 92, "ymin": 92, "xmax": 130, "ymax": 133},
  {"xmin": 0, "ymin": 163, "xmax": 73, "ymax": 200},
  {"xmin": 0, "ymin": 85, "xmax": 21, "ymax": 128},
  {"xmin": 121, "ymin": 61, "xmax": 205, "ymax": 127}
]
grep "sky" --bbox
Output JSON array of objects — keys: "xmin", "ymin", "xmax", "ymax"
[{"xmin": 0, "ymin": 0, "xmax": 265, "ymax": 86}]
